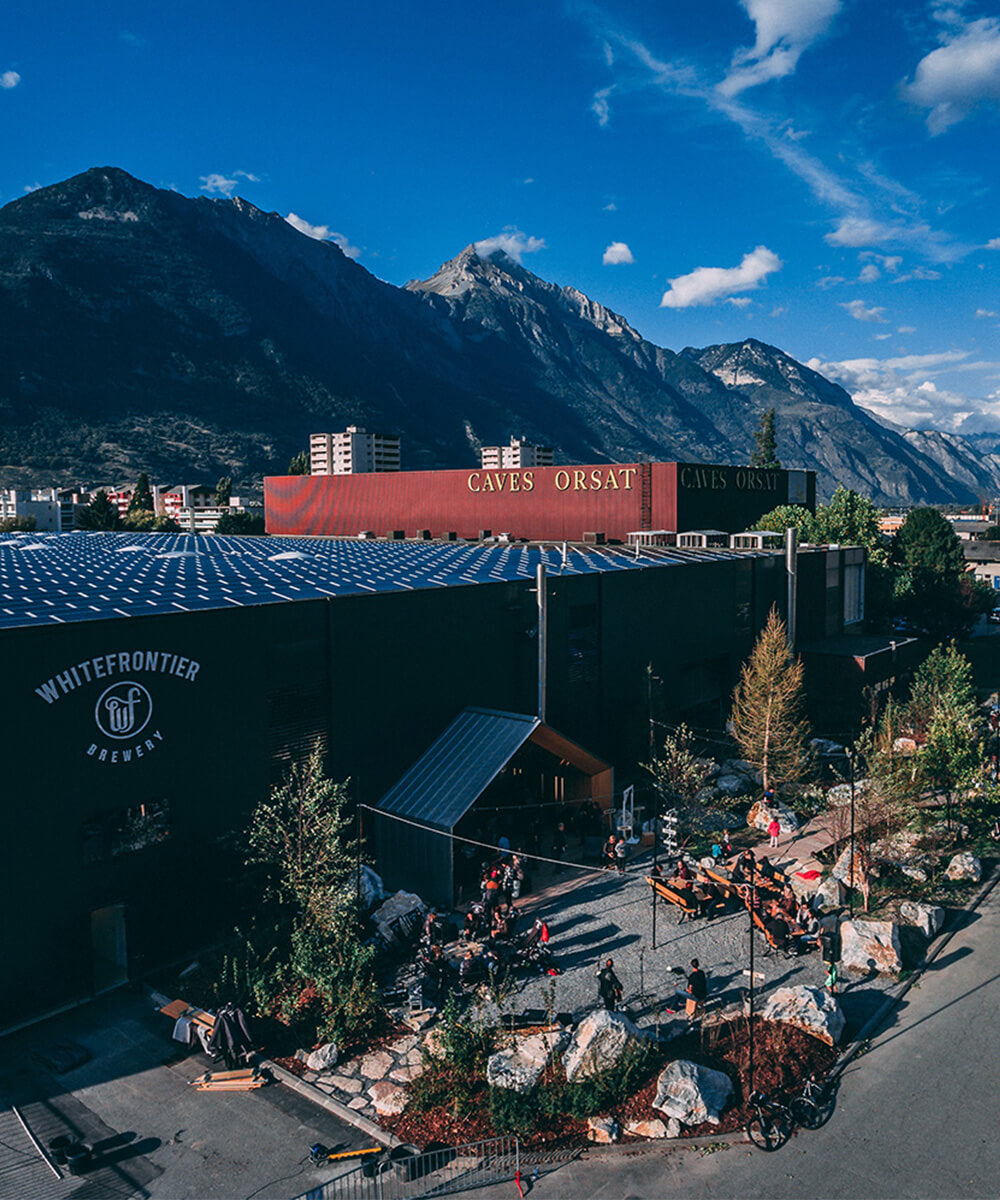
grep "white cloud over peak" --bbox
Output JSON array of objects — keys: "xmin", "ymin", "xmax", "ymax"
[
  {"xmin": 660, "ymin": 245, "xmax": 781, "ymax": 308},
  {"xmin": 200, "ymin": 173, "xmax": 238, "ymax": 196},
  {"xmin": 602, "ymin": 241, "xmax": 634, "ymax": 265},
  {"xmin": 807, "ymin": 349, "xmax": 1000, "ymax": 430},
  {"xmin": 902, "ymin": 15, "xmax": 1000, "ymax": 134},
  {"xmin": 841, "ymin": 299, "xmax": 887, "ymax": 322},
  {"xmin": 718, "ymin": 0, "xmax": 842, "ymax": 96},
  {"xmin": 0, "ymin": 70, "xmax": 20, "ymax": 89},
  {"xmin": 285, "ymin": 213, "xmax": 360, "ymax": 258},
  {"xmin": 474, "ymin": 229, "xmax": 546, "ymax": 262}
]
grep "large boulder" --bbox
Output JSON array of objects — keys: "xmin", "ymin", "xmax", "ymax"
[
  {"xmin": 652, "ymin": 1060, "xmax": 734, "ymax": 1127},
  {"xmin": 899, "ymin": 900, "xmax": 946, "ymax": 939},
  {"xmin": 369, "ymin": 1080, "xmax": 407, "ymax": 1117},
  {"xmin": 624, "ymin": 1117, "xmax": 678, "ymax": 1139},
  {"xmin": 814, "ymin": 876, "xmax": 845, "ymax": 910},
  {"xmin": 760, "ymin": 986, "xmax": 845, "ymax": 1047},
  {"xmin": 562, "ymin": 1009, "xmax": 644, "ymax": 1083},
  {"xmin": 357, "ymin": 865, "xmax": 385, "ymax": 910},
  {"xmin": 486, "ymin": 1029, "xmax": 568, "ymax": 1092},
  {"xmin": 716, "ymin": 773, "xmax": 754, "ymax": 798},
  {"xmin": 373, "ymin": 890, "xmax": 426, "ymax": 944},
  {"xmin": 809, "ymin": 738, "xmax": 844, "ymax": 758},
  {"xmin": 304, "ymin": 1042, "xmax": 339, "ymax": 1073},
  {"xmin": 831, "ymin": 846, "xmax": 871, "ymax": 890},
  {"xmin": 586, "ymin": 1116, "xmax": 620, "ymax": 1144},
  {"xmin": 747, "ymin": 799, "xmax": 799, "ymax": 835},
  {"xmin": 826, "ymin": 779, "xmax": 871, "ymax": 807},
  {"xmin": 945, "ymin": 852, "xmax": 982, "ymax": 883},
  {"xmin": 840, "ymin": 919, "xmax": 903, "ymax": 975}
]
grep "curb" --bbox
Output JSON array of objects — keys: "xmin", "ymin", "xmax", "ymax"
[
  {"xmin": 263, "ymin": 1059, "xmax": 403, "ymax": 1149},
  {"xmin": 830, "ymin": 861, "xmax": 1000, "ymax": 1080}
]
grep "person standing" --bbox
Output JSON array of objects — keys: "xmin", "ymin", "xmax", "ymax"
[
  {"xmin": 768, "ymin": 815, "xmax": 782, "ymax": 849},
  {"xmin": 820, "ymin": 918, "xmax": 841, "ymax": 995},
  {"xmin": 597, "ymin": 957, "xmax": 623, "ymax": 1011},
  {"xmin": 685, "ymin": 958, "xmax": 708, "ymax": 1021}
]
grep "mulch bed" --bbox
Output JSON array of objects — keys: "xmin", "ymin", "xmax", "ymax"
[{"xmin": 382, "ymin": 1018, "xmax": 835, "ymax": 1149}]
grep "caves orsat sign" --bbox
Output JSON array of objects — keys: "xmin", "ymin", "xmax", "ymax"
[{"xmin": 95, "ymin": 681, "xmax": 153, "ymax": 740}]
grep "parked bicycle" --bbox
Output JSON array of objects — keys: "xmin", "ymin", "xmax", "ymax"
[{"xmin": 745, "ymin": 1075, "xmax": 835, "ymax": 1150}]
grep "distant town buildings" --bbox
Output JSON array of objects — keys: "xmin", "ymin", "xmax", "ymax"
[
  {"xmin": 1, "ymin": 483, "xmax": 260, "ymax": 533},
  {"xmin": 310, "ymin": 426, "xmax": 401, "ymax": 476},
  {"xmin": 480, "ymin": 436, "xmax": 553, "ymax": 470}
]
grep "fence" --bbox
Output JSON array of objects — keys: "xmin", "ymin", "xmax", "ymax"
[{"xmin": 293, "ymin": 1136, "xmax": 577, "ymax": 1200}]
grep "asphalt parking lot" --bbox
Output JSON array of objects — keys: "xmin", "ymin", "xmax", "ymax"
[{"xmin": 0, "ymin": 989, "xmax": 369, "ymax": 1200}]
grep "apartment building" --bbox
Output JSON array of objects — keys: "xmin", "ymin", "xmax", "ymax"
[
  {"xmin": 310, "ymin": 426, "xmax": 401, "ymax": 476},
  {"xmin": 480, "ymin": 436, "xmax": 554, "ymax": 470}
]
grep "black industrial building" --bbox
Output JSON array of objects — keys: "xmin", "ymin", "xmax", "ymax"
[{"xmin": 2, "ymin": 529, "xmax": 879, "ymax": 1028}]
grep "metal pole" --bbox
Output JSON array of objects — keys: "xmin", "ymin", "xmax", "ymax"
[
  {"xmin": 848, "ymin": 748, "xmax": 855, "ymax": 919},
  {"xmin": 356, "ymin": 802, "xmax": 363, "ymax": 915},
  {"xmin": 748, "ymin": 872, "xmax": 755, "ymax": 1096},
  {"xmin": 652, "ymin": 863, "xmax": 658, "ymax": 950},
  {"xmin": 536, "ymin": 563, "xmax": 547, "ymax": 722},
  {"xmin": 785, "ymin": 527, "xmax": 798, "ymax": 649}
]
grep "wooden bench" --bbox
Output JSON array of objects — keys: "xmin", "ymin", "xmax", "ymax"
[
  {"xmin": 646, "ymin": 876, "xmax": 698, "ymax": 920},
  {"xmin": 699, "ymin": 866, "xmax": 741, "ymax": 900}
]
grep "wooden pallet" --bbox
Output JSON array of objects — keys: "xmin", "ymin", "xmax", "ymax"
[{"xmin": 192, "ymin": 1068, "xmax": 268, "ymax": 1091}]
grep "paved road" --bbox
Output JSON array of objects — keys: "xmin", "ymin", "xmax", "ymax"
[{"xmin": 485, "ymin": 881, "xmax": 1000, "ymax": 1200}]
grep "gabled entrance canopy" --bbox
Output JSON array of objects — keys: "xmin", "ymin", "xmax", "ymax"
[{"xmin": 373, "ymin": 707, "xmax": 613, "ymax": 906}]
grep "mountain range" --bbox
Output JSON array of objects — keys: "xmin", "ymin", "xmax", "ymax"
[{"xmin": 0, "ymin": 166, "xmax": 997, "ymax": 506}]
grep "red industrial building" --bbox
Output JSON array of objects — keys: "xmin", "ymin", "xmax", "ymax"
[{"xmin": 264, "ymin": 461, "xmax": 816, "ymax": 541}]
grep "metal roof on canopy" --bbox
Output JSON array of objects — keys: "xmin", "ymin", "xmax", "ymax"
[{"xmin": 375, "ymin": 706, "xmax": 614, "ymax": 833}]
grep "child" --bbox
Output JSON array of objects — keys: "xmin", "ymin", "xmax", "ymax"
[{"xmin": 768, "ymin": 815, "xmax": 781, "ymax": 849}]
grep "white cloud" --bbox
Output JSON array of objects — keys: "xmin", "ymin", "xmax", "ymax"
[
  {"xmin": 719, "ymin": 0, "xmax": 842, "ymax": 96},
  {"xmin": 23, "ymin": 181, "xmax": 41, "ymax": 193},
  {"xmin": 602, "ymin": 241, "xmax": 634, "ymax": 265},
  {"xmin": 592, "ymin": 86, "xmax": 614, "ymax": 127},
  {"xmin": 200, "ymin": 173, "xmax": 238, "ymax": 196},
  {"xmin": 859, "ymin": 264, "xmax": 881, "ymax": 282},
  {"xmin": 235, "ymin": 170, "xmax": 260, "ymax": 182},
  {"xmin": 902, "ymin": 16, "xmax": 1000, "ymax": 134},
  {"xmin": 603, "ymin": 200, "xmax": 617, "ymax": 212},
  {"xmin": 816, "ymin": 275, "xmax": 846, "ymax": 289},
  {"xmin": 894, "ymin": 266, "xmax": 942, "ymax": 282},
  {"xmin": 898, "ymin": 325, "xmax": 917, "ymax": 333},
  {"xmin": 727, "ymin": 296, "xmax": 753, "ymax": 307},
  {"xmin": 660, "ymin": 244, "xmax": 781, "ymax": 308},
  {"xmin": 987, "ymin": 237, "xmax": 1000, "ymax": 249},
  {"xmin": 0, "ymin": 70, "xmax": 20, "ymax": 89},
  {"xmin": 977, "ymin": 308, "xmax": 999, "ymax": 318},
  {"xmin": 841, "ymin": 299, "xmax": 887, "ymax": 322},
  {"xmin": 474, "ymin": 228, "xmax": 546, "ymax": 263},
  {"xmin": 807, "ymin": 349, "xmax": 1000, "ymax": 430},
  {"xmin": 285, "ymin": 213, "xmax": 361, "ymax": 258}
]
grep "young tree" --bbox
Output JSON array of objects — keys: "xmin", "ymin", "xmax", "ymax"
[
  {"xmin": 216, "ymin": 476, "xmax": 233, "ymax": 506},
  {"xmin": 730, "ymin": 607, "xmax": 810, "ymax": 792},
  {"xmin": 750, "ymin": 407, "xmax": 781, "ymax": 469},
  {"xmin": 128, "ymin": 472, "xmax": 155, "ymax": 514},
  {"xmin": 644, "ymin": 723, "xmax": 713, "ymax": 814},
  {"xmin": 76, "ymin": 489, "xmax": 121, "ymax": 530},
  {"xmin": 122, "ymin": 508, "xmax": 158, "ymax": 531},
  {"xmin": 752, "ymin": 504, "xmax": 818, "ymax": 540},
  {"xmin": 906, "ymin": 643, "xmax": 982, "ymax": 826},
  {"xmin": 214, "ymin": 510, "xmax": 266, "ymax": 534},
  {"xmin": 287, "ymin": 450, "xmax": 310, "ymax": 475},
  {"xmin": 241, "ymin": 750, "xmax": 381, "ymax": 1043},
  {"xmin": 892, "ymin": 508, "xmax": 989, "ymax": 639}
]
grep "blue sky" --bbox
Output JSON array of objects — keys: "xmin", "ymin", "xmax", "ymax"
[{"xmin": 2, "ymin": 0, "xmax": 999, "ymax": 432}]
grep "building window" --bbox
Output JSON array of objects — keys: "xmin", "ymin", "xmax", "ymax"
[
  {"xmin": 82, "ymin": 799, "xmax": 171, "ymax": 863},
  {"xmin": 844, "ymin": 562, "xmax": 865, "ymax": 625}
]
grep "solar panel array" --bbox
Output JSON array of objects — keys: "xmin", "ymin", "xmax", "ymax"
[{"xmin": 0, "ymin": 532, "xmax": 690, "ymax": 630}]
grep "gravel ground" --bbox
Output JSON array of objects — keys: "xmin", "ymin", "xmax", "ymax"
[{"xmin": 494, "ymin": 840, "xmax": 894, "ymax": 1037}]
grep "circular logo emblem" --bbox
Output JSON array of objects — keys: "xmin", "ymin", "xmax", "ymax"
[{"xmin": 95, "ymin": 681, "xmax": 153, "ymax": 740}]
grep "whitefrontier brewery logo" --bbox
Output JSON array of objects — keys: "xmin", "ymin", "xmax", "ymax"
[{"xmin": 34, "ymin": 650, "xmax": 201, "ymax": 765}]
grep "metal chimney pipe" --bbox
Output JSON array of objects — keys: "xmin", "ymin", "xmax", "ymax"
[
  {"xmin": 536, "ymin": 562, "xmax": 548, "ymax": 721},
  {"xmin": 785, "ymin": 527, "xmax": 798, "ymax": 649}
]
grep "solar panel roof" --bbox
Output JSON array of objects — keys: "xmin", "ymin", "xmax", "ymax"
[{"xmin": 0, "ymin": 531, "xmax": 744, "ymax": 631}]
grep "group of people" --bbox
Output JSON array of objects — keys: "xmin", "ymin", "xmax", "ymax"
[{"xmin": 596, "ymin": 955, "xmax": 708, "ymax": 1023}]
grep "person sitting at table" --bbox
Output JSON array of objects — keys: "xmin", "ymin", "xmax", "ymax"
[
  {"xmin": 490, "ymin": 905, "xmax": 511, "ymax": 942},
  {"xmin": 459, "ymin": 949, "xmax": 481, "ymax": 985},
  {"xmin": 738, "ymin": 883, "xmax": 763, "ymax": 916},
  {"xmin": 731, "ymin": 849, "xmax": 755, "ymax": 885},
  {"xmin": 602, "ymin": 835, "xmax": 619, "ymax": 869},
  {"xmin": 779, "ymin": 885, "xmax": 797, "ymax": 917},
  {"xmin": 763, "ymin": 904, "xmax": 791, "ymax": 952},
  {"xmin": 674, "ymin": 858, "xmax": 691, "ymax": 882},
  {"xmin": 757, "ymin": 855, "xmax": 779, "ymax": 883}
]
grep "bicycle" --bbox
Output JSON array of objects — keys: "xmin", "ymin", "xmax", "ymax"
[
  {"xmin": 789, "ymin": 1073, "xmax": 835, "ymax": 1130},
  {"xmin": 745, "ymin": 1090, "xmax": 793, "ymax": 1151}
]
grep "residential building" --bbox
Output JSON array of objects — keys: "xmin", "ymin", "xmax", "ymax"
[
  {"xmin": 309, "ymin": 427, "xmax": 401, "ymax": 476},
  {"xmin": 480, "ymin": 436, "xmax": 553, "ymax": 470},
  {"xmin": 0, "ymin": 487, "xmax": 63, "ymax": 531}
]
